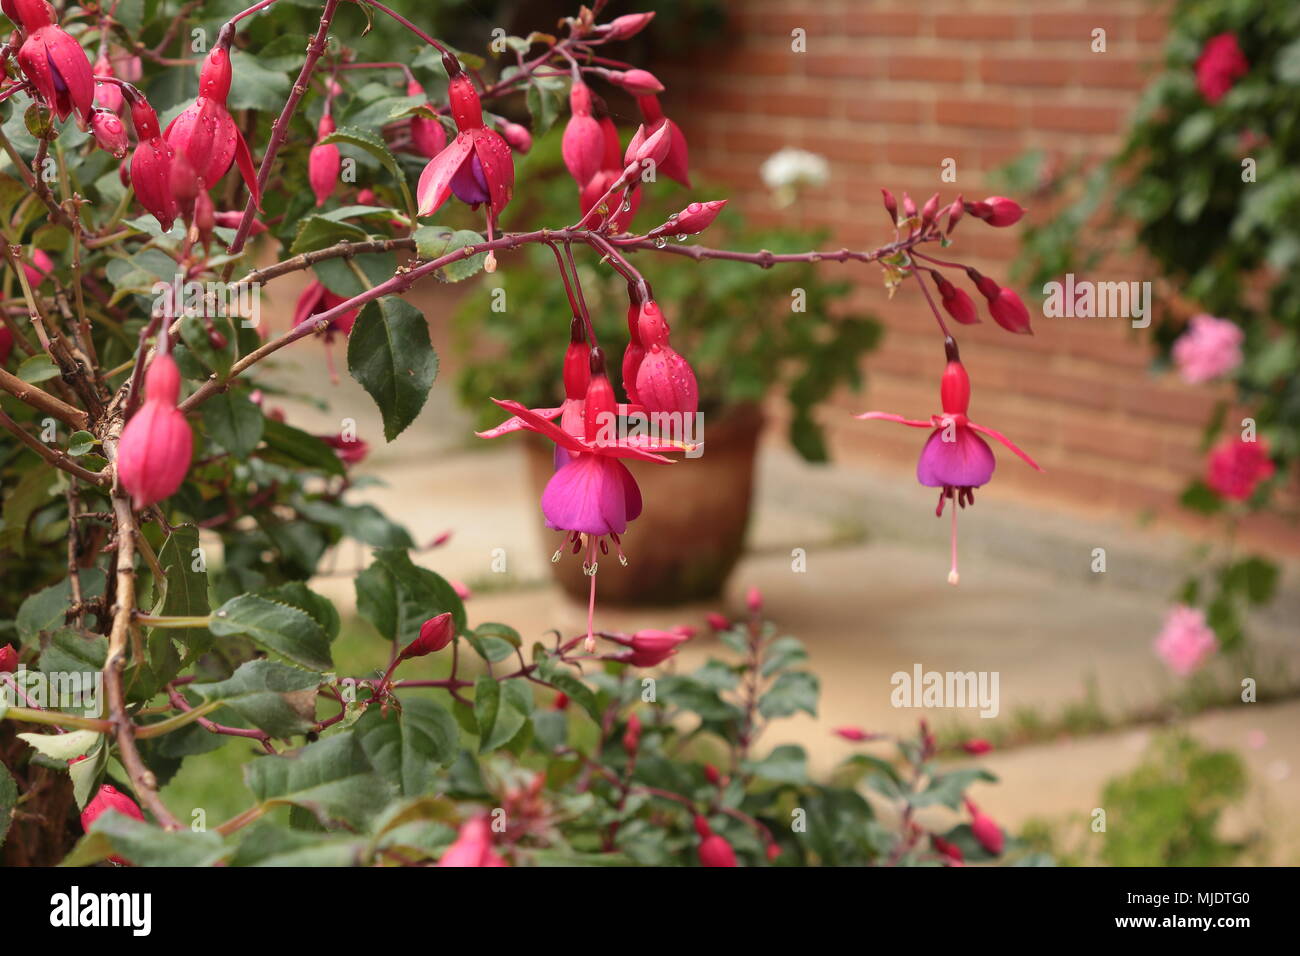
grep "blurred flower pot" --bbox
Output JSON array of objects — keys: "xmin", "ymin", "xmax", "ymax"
[{"xmin": 524, "ymin": 403, "xmax": 764, "ymax": 605}]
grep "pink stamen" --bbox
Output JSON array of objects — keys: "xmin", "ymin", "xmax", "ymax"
[
  {"xmin": 584, "ymin": 535, "xmax": 598, "ymax": 652},
  {"xmin": 948, "ymin": 498, "xmax": 960, "ymax": 586}
]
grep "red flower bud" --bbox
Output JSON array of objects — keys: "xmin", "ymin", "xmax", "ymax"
[
  {"xmin": 636, "ymin": 95, "xmax": 690, "ymax": 187},
  {"xmin": 603, "ymin": 12, "xmax": 656, "ymax": 41},
  {"xmin": 127, "ymin": 95, "xmax": 179, "ymax": 232},
  {"xmin": 650, "ymin": 199, "xmax": 727, "ymax": 238},
  {"xmin": 833, "ymin": 726, "xmax": 873, "ymax": 742},
  {"xmin": 117, "ymin": 352, "xmax": 193, "ymax": 510},
  {"xmin": 940, "ymin": 355, "xmax": 971, "ymax": 417},
  {"xmin": 625, "ymin": 121, "xmax": 672, "ymax": 172},
  {"xmin": 902, "ymin": 191, "xmax": 917, "ymax": 221},
  {"xmin": 622, "ymin": 713, "xmax": 642, "ymax": 754},
  {"xmin": 697, "ymin": 829, "xmax": 737, "ymax": 867},
  {"xmin": 400, "ymin": 612, "xmax": 455, "ymax": 660},
  {"xmin": 438, "ymin": 815, "xmax": 507, "ymax": 867},
  {"xmin": 881, "ymin": 187, "xmax": 898, "ymax": 226},
  {"xmin": 0, "ymin": 326, "xmax": 11, "ymax": 366},
  {"xmin": 962, "ymin": 739, "xmax": 992, "ymax": 755},
  {"xmin": 635, "ymin": 342, "xmax": 698, "ymax": 418},
  {"xmin": 498, "ymin": 120, "xmax": 532, "ymax": 154},
  {"xmin": 213, "ymin": 210, "xmax": 267, "ymax": 235},
  {"xmin": 966, "ymin": 269, "xmax": 1032, "ymax": 334},
  {"xmin": 945, "ymin": 196, "xmax": 964, "ymax": 235},
  {"xmin": 931, "ymin": 833, "xmax": 964, "ymax": 863},
  {"xmin": 932, "ymin": 271, "xmax": 980, "ymax": 325},
  {"xmin": 192, "ymin": 187, "xmax": 216, "ymax": 251},
  {"xmin": 766, "ymin": 843, "xmax": 782, "ymax": 863},
  {"xmin": 0, "ymin": 643, "xmax": 17, "ymax": 673},
  {"xmin": 746, "ymin": 586, "xmax": 763, "ymax": 613},
  {"xmin": 309, "ymin": 115, "xmax": 341, "ymax": 207},
  {"xmin": 703, "ymin": 763, "xmax": 722, "ymax": 785},
  {"xmin": 966, "ymin": 195, "xmax": 1024, "ymax": 227},
  {"xmin": 705, "ymin": 612, "xmax": 730, "ymax": 632},
  {"xmin": 406, "ymin": 80, "xmax": 448, "ymax": 159},
  {"xmin": 626, "ymin": 629, "xmax": 690, "ymax": 667},
  {"xmin": 552, "ymin": 691, "xmax": 569, "ymax": 710},
  {"xmin": 90, "ymin": 108, "xmax": 129, "ymax": 158},
  {"xmin": 318, "ymin": 432, "xmax": 369, "ymax": 465},
  {"xmin": 92, "ymin": 55, "xmax": 124, "ymax": 113},
  {"xmin": 23, "ymin": 248, "xmax": 53, "ymax": 289},
  {"xmin": 965, "ymin": 798, "xmax": 1004, "ymax": 856},
  {"xmin": 920, "ymin": 192, "xmax": 940, "ymax": 229},
  {"xmin": 81, "ymin": 784, "xmax": 145, "ymax": 864},
  {"xmin": 610, "ymin": 68, "xmax": 664, "ymax": 95},
  {"xmin": 563, "ymin": 84, "xmax": 605, "ymax": 187}
]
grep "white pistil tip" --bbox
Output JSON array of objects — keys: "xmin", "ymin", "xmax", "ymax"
[
  {"xmin": 583, "ymin": 636, "xmax": 596, "ymax": 653},
  {"xmin": 947, "ymin": 570, "xmax": 960, "ymax": 586}
]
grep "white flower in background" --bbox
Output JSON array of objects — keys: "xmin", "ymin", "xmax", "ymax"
[{"xmin": 760, "ymin": 148, "xmax": 829, "ymax": 207}]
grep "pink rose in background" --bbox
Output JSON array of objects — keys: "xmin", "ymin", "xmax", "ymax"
[
  {"xmin": 1172, "ymin": 314, "xmax": 1243, "ymax": 384},
  {"xmin": 1206, "ymin": 436, "xmax": 1275, "ymax": 500},
  {"xmin": 1195, "ymin": 33, "xmax": 1248, "ymax": 104},
  {"xmin": 1154, "ymin": 605, "xmax": 1218, "ymax": 676}
]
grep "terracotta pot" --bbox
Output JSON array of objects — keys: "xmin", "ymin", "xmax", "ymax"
[{"xmin": 524, "ymin": 403, "xmax": 764, "ymax": 606}]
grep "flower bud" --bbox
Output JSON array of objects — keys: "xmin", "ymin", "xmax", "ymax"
[
  {"xmin": 498, "ymin": 120, "xmax": 532, "ymax": 154},
  {"xmin": 309, "ymin": 115, "xmax": 341, "ymax": 207},
  {"xmin": 319, "ymin": 432, "xmax": 369, "ymax": 465},
  {"xmin": 961, "ymin": 739, "xmax": 992, "ymax": 755},
  {"xmin": 625, "ymin": 629, "xmax": 689, "ymax": 667},
  {"xmin": 931, "ymin": 833, "xmax": 964, "ymax": 863},
  {"xmin": 127, "ymin": 95, "xmax": 179, "ymax": 232},
  {"xmin": 833, "ymin": 726, "xmax": 873, "ymax": 742},
  {"xmin": 23, "ymin": 248, "xmax": 53, "ymax": 289},
  {"xmin": 621, "ymin": 713, "xmax": 642, "ymax": 754},
  {"xmin": 635, "ymin": 342, "xmax": 698, "ymax": 419},
  {"xmin": 650, "ymin": 199, "xmax": 727, "ymax": 238},
  {"xmin": 965, "ymin": 798, "xmax": 1004, "ymax": 856},
  {"xmin": 696, "ymin": 824, "xmax": 738, "ymax": 867},
  {"xmin": 945, "ymin": 196, "xmax": 964, "ymax": 235},
  {"xmin": 0, "ymin": 326, "xmax": 11, "ymax": 365},
  {"xmin": 81, "ymin": 784, "xmax": 145, "ymax": 864},
  {"xmin": 966, "ymin": 268, "xmax": 1032, "ymax": 334},
  {"xmin": 703, "ymin": 763, "xmax": 722, "ymax": 786},
  {"xmin": 746, "ymin": 586, "xmax": 763, "ymax": 613},
  {"xmin": 966, "ymin": 195, "xmax": 1024, "ymax": 227},
  {"xmin": 920, "ymin": 192, "xmax": 940, "ymax": 229},
  {"xmin": 117, "ymin": 352, "xmax": 193, "ymax": 510},
  {"xmin": 610, "ymin": 68, "xmax": 664, "ymax": 95},
  {"xmin": 932, "ymin": 271, "xmax": 980, "ymax": 325},
  {"xmin": 400, "ymin": 612, "xmax": 455, "ymax": 660},
  {"xmin": 90, "ymin": 108, "xmax": 129, "ymax": 158},
  {"xmin": 603, "ymin": 12, "xmax": 656, "ymax": 41},
  {"xmin": 552, "ymin": 691, "xmax": 569, "ymax": 710},
  {"xmin": 93, "ymin": 55, "xmax": 124, "ymax": 113},
  {"xmin": 705, "ymin": 612, "xmax": 730, "ymax": 632},
  {"xmin": 0, "ymin": 643, "xmax": 17, "ymax": 673},
  {"xmin": 438, "ymin": 815, "xmax": 507, "ymax": 867},
  {"xmin": 881, "ymin": 187, "xmax": 898, "ymax": 226},
  {"xmin": 625, "ymin": 121, "xmax": 672, "ymax": 171}
]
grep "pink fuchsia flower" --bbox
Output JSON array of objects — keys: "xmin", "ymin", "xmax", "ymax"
[
  {"xmin": 622, "ymin": 713, "xmax": 642, "ymax": 754},
  {"xmin": 963, "ymin": 196, "xmax": 1025, "ymax": 228},
  {"xmin": 399, "ymin": 612, "xmax": 455, "ymax": 660},
  {"xmin": 705, "ymin": 612, "xmax": 730, "ymax": 632},
  {"xmin": 308, "ymin": 114, "xmax": 341, "ymax": 207},
  {"xmin": 1154, "ymin": 605, "xmax": 1218, "ymax": 676},
  {"xmin": 163, "ymin": 37, "xmax": 261, "ymax": 208},
  {"xmin": 693, "ymin": 817, "xmax": 737, "ymax": 867},
  {"xmin": 23, "ymin": 248, "xmax": 54, "ymax": 289},
  {"xmin": 603, "ymin": 12, "xmax": 656, "ymax": 41},
  {"xmin": 406, "ymin": 81, "xmax": 448, "ymax": 159},
  {"xmin": 962, "ymin": 739, "xmax": 993, "ymax": 755},
  {"xmin": 930, "ymin": 270, "xmax": 980, "ymax": 325},
  {"xmin": 318, "ymin": 432, "xmax": 369, "ymax": 465},
  {"xmin": 81, "ymin": 783, "xmax": 145, "ymax": 864},
  {"xmin": 608, "ymin": 68, "xmax": 665, "ymax": 96},
  {"xmin": 416, "ymin": 54, "xmax": 513, "ymax": 221},
  {"xmin": 1195, "ymin": 33, "xmax": 1248, "ymax": 104},
  {"xmin": 646, "ymin": 200, "xmax": 727, "ymax": 240},
  {"xmin": 579, "ymin": 116, "xmax": 641, "ymax": 232},
  {"xmin": 92, "ymin": 53, "xmax": 124, "ymax": 113},
  {"xmin": 856, "ymin": 337, "xmax": 1043, "ymax": 584},
  {"xmin": 437, "ymin": 815, "xmax": 507, "ymax": 867},
  {"xmin": 966, "ymin": 268, "xmax": 1032, "ymax": 334},
  {"xmin": 931, "ymin": 833, "xmax": 964, "ymax": 864},
  {"xmin": 626, "ymin": 298, "xmax": 699, "ymax": 421},
  {"xmin": 964, "ymin": 798, "xmax": 1004, "ymax": 856},
  {"xmin": 90, "ymin": 108, "xmax": 129, "ymax": 158},
  {"xmin": 293, "ymin": 280, "xmax": 358, "ymax": 383},
  {"xmin": 498, "ymin": 119, "xmax": 532, "ymax": 154},
  {"xmin": 617, "ymin": 628, "xmax": 691, "ymax": 667},
  {"xmin": 0, "ymin": 643, "xmax": 17, "ymax": 673},
  {"xmin": 1172, "ymin": 314, "xmax": 1243, "ymax": 384},
  {"xmin": 117, "ymin": 351, "xmax": 193, "ymax": 510},
  {"xmin": 125, "ymin": 90, "xmax": 179, "ymax": 232},
  {"xmin": 636, "ymin": 94, "xmax": 690, "ymax": 187},
  {"xmin": 833, "ymin": 726, "xmax": 874, "ymax": 742},
  {"xmin": 1206, "ymin": 436, "xmax": 1275, "ymax": 500},
  {"xmin": 562, "ymin": 82, "xmax": 604, "ymax": 188},
  {"xmin": 13, "ymin": 1, "xmax": 94, "ymax": 129}
]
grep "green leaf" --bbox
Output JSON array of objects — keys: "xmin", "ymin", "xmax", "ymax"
[
  {"xmin": 0, "ymin": 466, "xmax": 57, "ymax": 558},
  {"xmin": 911, "ymin": 768, "xmax": 997, "ymax": 810},
  {"xmin": 258, "ymin": 582, "xmax": 340, "ymax": 642},
  {"xmin": 319, "ymin": 125, "xmax": 415, "ymax": 217},
  {"xmin": 291, "ymin": 215, "xmax": 370, "ymax": 255},
  {"xmin": 149, "ymin": 526, "xmax": 211, "ymax": 660},
  {"xmin": 534, "ymin": 652, "xmax": 599, "ymax": 722},
  {"xmin": 16, "ymin": 353, "xmax": 59, "ymax": 383},
  {"xmin": 18, "ymin": 729, "xmax": 102, "ymax": 760},
  {"xmin": 347, "ymin": 297, "xmax": 438, "ymax": 441},
  {"xmin": 760, "ymin": 636, "xmax": 807, "ymax": 677},
  {"xmin": 354, "ymin": 548, "xmax": 466, "ymax": 645},
  {"xmin": 296, "ymin": 500, "xmax": 414, "ymax": 549},
  {"xmin": 355, "ymin": 698, "xmax": 460, "ymax": 795},
  {"xmin": 525, "ymin": 76, "xmax": 566, "ymax": 135},
  {"xmin": 65, "ymin": 811, "xmax": 228, "ymax": 867},
  {"xmin": 473, "ymin": 676, "xmax": 532, "ymax": 753},
  {"xmin": 209, "ymin": 594, "xmax": 332, "ymax": 671},
  {"xmin": 412, "ymin": 226, "xmax": 488, "ymax": 281},
  {"xmin": 191, "ymin": 660, "xmax": 322, "ymax": 737},
  {"xmin": 16, "ymin": 571, "xmax": 105, "ymax": 641},
  {"xmin": 758, "ymin": 671, "xmax": 819, "ymax": 719},
  {"xmin": 245, "ymin": 731, "xmax": 393, "ymax": 829},
  {"xmin": 227, "ymin": 49, "xmax": 292, "ymax": 111},
  {"xmin": 1222, "ymin": 556, "xmax": 1278, "ymax": 606},
  {"xmin": 259, "ymin": 418, "xmax": 345, "ymax": 476},
  {"xmin": 1180, "ymin": 480, "xmax": 1224, "ymax": 515},
  {"xmin": 743, "ymin": 744, "xmax": 808, "ymax": 785},
  {"xmin": 0, "ymin": 762, "xmax": 17, "ymax": 846},
  {"xmin": 202, "ymin": 391, "xmax": 264, "ymax": 457},
  {"xmin": 66, "ymin": 430, "xmax": 96, "ymax": 456}
]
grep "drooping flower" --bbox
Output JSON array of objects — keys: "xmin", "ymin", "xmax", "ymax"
[
  {"xmin": 416, "ymin": 54, "xmax": 513, "ymax": 221},
  {"xmin": 931, "ymin": 833, "xmax": 964, "ymax": 864},
  {"xmin": 318, "ymin": 432, "xmax": 369, "ymax": 465},
  {"xmin": 437, "ymin": 815, "xmax": 507, "ymax": 867},
  {"xmin": 22, "ymin": 248, "xmax": 54, "ymax": 289},
  {"xmin": 615, "ymin": 628, "xmax": 691, "ymax": 667},
  {"xmin": 931, "ymin": 270, "xmax": 979, "ymax": 325},
  {"xmin": 578, "ymin": 114, "xmax": 640, "ymax": 232},
  {"xmin": 81, "ymin": 784, "xmax": 145, "ymax": 864},
  {"xmin": 1172, "ymin": 313, "xmax": 1243, "ymax": 384},
  {"xmin": 694, "ymin": 817, "xmax": 737, "ymax": 867},
  {"xmin": 293, "ymin": 280, "xmax": 358, "ymax": 383},
  {"xmin": 623, "ymin": 295, "xmax": 698, "ymax": 424},
  {"xmin": 966, "ymin": 268, "xmax": 1032, "ymax": 334},
  {"xmin": 1205, "ymin": 436, "xmax": 1274, "ymax": 501},
  {"xmin": 125, "ymin": 90, "xmax": 179, "ymax": 232},
  {"xmin": 964, "ymin": 798, "xmax": 1004, "ymax": 856},
  {"xmin": 92, "ymin": 53, "xmax": 124, "ymax": 113},
  {"xmin": 90, "ymin": 108, "xmax": 129, "ymax": 158},
  {"xmin": 13, "ymin": 0, "xmax": 94, "ymax": 129},
  {"xmin": 963, "ymin": 196, "xmax": 1025, "ymax": 227},
  {"xmin": 308, "ymin": 114, "xmax": 341, "ymax": 207},
  {"xmin": 163, "ymin": 38, "xmax": 261, "ymax": 208},
  {"xmin": 856, "ymin": 337, "xmax": 1043, "ymax": 584},
  {"xmin": 561, "ymin": 81, "xmax": 604, "ymax": 188},
  {"xmin": 961, "ymin": 738, "xmax": 993, "ymax": 755},
  {"xmin": 1154, "ymin": 605, "xmax": 1218, "ymax": 676},
  {"xmin": 117, "ymin": 350, "xmax": 193, "ymax": 510},
  {"xmin": 1195, "ymin": 33, "xmax": 1248, "ymax": 104},
  {"xmin": 635, "ymin": 94, "xmax": 690, "ymax": 187}
]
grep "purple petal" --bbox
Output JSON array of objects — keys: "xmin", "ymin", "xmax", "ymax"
[
  {"xmin": 450, "ymin": 151, "xmax": 490, "ymax": 206},
  {"xmin": 916, "ymin": 425, "xmax": 995, "ymax": 488},
  {"xmin": 542, "ymin": 453, "xmax": 638, "ymax": 535}
]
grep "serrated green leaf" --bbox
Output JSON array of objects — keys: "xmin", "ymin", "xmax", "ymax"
[
  {"xmin": 347, "ymin": 297, "xmax": 438, "ymax": 441},
  {"xmin": 209, "ymin": 594, "xmax": 332, "ymax": 671},
  {"xmin": 191, "ymin": 660, "xmax": 322, "ymax": 737}
]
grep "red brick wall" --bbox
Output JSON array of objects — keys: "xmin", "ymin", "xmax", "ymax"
[{"xmin": 651, "ymin": 0, "xmax": 1294, "ymax": 552}]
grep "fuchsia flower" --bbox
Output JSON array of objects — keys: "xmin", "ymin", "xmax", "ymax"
[
  {"xmin": 81, "ymin": 784, "xmax": 145, "ymax": 863},
  {"xmin": 635, "ymin": 94, "xmax": 690, "ymax": 187},
  {"xmin": 0, "ymin": 643, "xmax": 17, "ymax": 673},
  {"xmin": 931, "ymin": 270, "xmax": 980, "ymax": 325},
  {"xmin": 833, "ymin": 726, "xmax": 874, "ymax": 742},
  {"xmin": 92, "ymin": 53, "xmax": 123, "ymax": 113},
  {"xmin": 856, "ymin": 337, "xmax": 1043, "ymax": 584},
  {"xmin": 12, "ymin": 0, "xmax": 94, "ymax": 129},
  {"xmin": 622, "ymin": 712, "xmax": 642, "ymax": 754},
  {"xmin": 399, "ymin": 612, "xmax": 455, "ymax": 660},
  {"xmin": 962, "ymin": 739, "xmax": 993, "ymax": 755},
  {"xmin": 705, "ymin": 612, "xmax": 730, "ymax": 632},
  {"xmin": 931, "ymin": 833, "xmax": 964, "ymax": 864},
  {"xmin": 579, "ymin": 114, "xmax": 641, "ymax": 232},
  {"xmin": 694, "ymin": 817, "xmax": 737, "ymax": 867},
  {"xmin": 437, "ymin": 815, "xmax": 507, "ymax": 867},
  {"xmin": 90, "ymin": 108, "xmax": 129, "ymax": 158},
  {"xmin": 602, "ymin": 12, "xmax": 656, "ymax": 42},
  {"xmin": 615, "ymin": 628, "xmax": 691, "ymax": 667},
  {"xmin": 622, "ymin": 293, "xmax": 698, "ymax": 421},
  {"xmin": 1154, "ymin": 605, "xmax": 1218, "ymax": 676},
  {"xmin": 1195, "ymin": 33, "xmax": 1248, "ymax": 104},
  {"xmin": 125, "ymin": 90, "xmax": 179, "ymax": 232},
  {"xmin": 293, "ymin": 280, "xmax": 358, "ymax": 383},
  {"xmin": 319, "ymin": 432, "xmax": 369, "ymax": 465},
  {"xmin": 163, "ymin": 37, "xmax": 261, "ymax": 209},
  {"xmin": 23, "ymin": 248, "xmax": 53, "ymax": 289},
  {"xmin": 309, "ymin": 114, "xmax": 341, "ymax": 207},
  {"xmin": 963, "ymin": 196, "xmax": 1025, "ymax": 227},
  {"xmin": 562, "ymin": 81, "xmax": 604, "ymax": 188},
  {"xmin": 498, "ymin": 119, "xmax": 532, "ymax": 154},
  {"xmin": 608, "ymin": 68, "xmax": 664, "ymax": 96},
  {"xmin": 964, "ymin": 798, "xmax": 1004, "ymax": 856},
  {"xmin": 406, "ymin": 80, "xmax": 448, "ymax": 159},
  {"xmin": 1172, "ymin": 313, "xmax": 1243, "ymax": 384},
  {"xmin": 966, "ymin": 268, "xmax": 1032, "ymax": 334},
  {"xmin": 117, "ymin": 350, "xmax": 192, "ymax": 510},
  {"xmin": 416, "ymin": 54, "xmax": 513, "ymax": 221},
  {"xmin": 1205, "ymin": 436, "xmax": 1274, "ymax": 500}
]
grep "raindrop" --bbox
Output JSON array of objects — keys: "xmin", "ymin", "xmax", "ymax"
[{"xmin": 654, "ymin": 237, "xmax": 667, "ymax": 248}]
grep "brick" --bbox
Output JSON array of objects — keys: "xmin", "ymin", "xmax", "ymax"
[
  {"xmin": 841, "ymin": 10, "xmax": 925, "ymax": 38},
  {"xmin": 1073, "ymin": 55, "xmax": 1148, "ymax": 89},
  {"xmin": 935, "ymin": 13, "xmax": 1019, "ymax": 41},
  {"xmin": 935, "ymin": 98, "xmax": 1024, "ymax": 130},
  {"xmin": 1029, "ymin": 13, "xmax": 1129, "ymax": 43},
  {"xmin": 887, "ymin": 54, "xmax": 967, "ymax": 84},
  {"xmin": 1028, "ymin": 102, "xmax": 1125, "ymax": 134},
  {"xmin": 979, "ymin": 56, "xmax": 1072, "ymax": 87}
]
